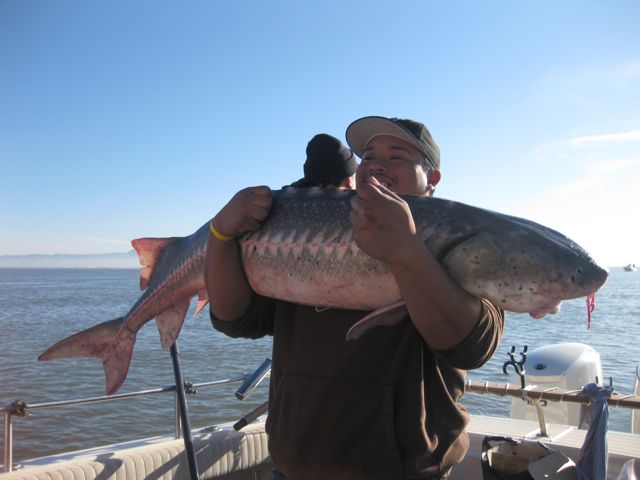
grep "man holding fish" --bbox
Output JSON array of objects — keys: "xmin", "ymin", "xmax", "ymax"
[{"xmin": 206, "ymin": 116, "xmax": 505, "ymax": 479}]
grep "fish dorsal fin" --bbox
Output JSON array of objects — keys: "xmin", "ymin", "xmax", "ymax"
[
  {"xmin": 193, "ymin": 289, "xmax": 209, "ymax": 317},
  {"xmin": 345, "ymin": 300, "xmax": 408, "ymax": 341},
  {"xmin": 155, "ymin": 299, "xmax": 191, "ymax": 350},
  {"xmin": 131, "ymin": 237, "xmax": 180, "ymax": 291}
]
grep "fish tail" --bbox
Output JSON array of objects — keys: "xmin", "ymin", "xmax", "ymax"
[{"xmin": 38, "ymin": 317, "xmax": 135, "ymax": 395}]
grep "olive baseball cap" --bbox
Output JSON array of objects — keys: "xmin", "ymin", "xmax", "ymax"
[{"xmin": 345, "ymin": 116, "xmax": 440, "ymax": 170}]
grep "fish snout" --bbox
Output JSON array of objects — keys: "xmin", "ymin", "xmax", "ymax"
[{"xmin": 570, "ymin": 262, "xmax": 609, "ymax": 293}]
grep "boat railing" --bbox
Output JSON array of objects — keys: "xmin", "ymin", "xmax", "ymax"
[
  {"xmin": 1, "ymin": 370, "xmax": 270, "ymax": 473},
  {"xmin": 464, "ymin": 379, "xmax": 640, "ymax": 437},
  {"xmin": 5, "ymin": 364, "xmax": 640, "ymax": 474},
  {"xmin": 465, "ymin": 380, "xmax": 640, "ymax": 409}
]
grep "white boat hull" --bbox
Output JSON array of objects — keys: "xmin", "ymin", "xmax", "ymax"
[{"xmin": 2, "ymin": 415, "xmax": 639, "ymax": 480}]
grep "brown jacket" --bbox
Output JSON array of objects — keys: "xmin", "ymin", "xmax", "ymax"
[{"xmin": 212, "ymin": 297, "xmax": 504, "ymax": 479}]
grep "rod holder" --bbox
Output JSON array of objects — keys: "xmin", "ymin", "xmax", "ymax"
[{"xmin": 236, "ymin": 358, "xmax": 271, "ymax": 401}]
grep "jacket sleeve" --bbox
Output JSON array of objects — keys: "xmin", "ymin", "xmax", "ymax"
[
  {"xmin": 210, "ymin": 294, "xmax": 276, "ymax": 339},
  {"xmin": 433, "ymin": 298, "xmax": 505, "ymax": 370}
]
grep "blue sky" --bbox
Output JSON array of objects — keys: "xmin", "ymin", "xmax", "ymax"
[{"xmin": 1, "ymin": 1, "xmax": 639, "ymax": 266}]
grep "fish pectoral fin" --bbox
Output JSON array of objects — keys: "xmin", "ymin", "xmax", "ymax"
[
  {"xmin": 156, "ymin": 300, "xmax": 191, "ymax": 350},
  {"xmin": 37, "ymin": 317, "xmax": 135, "ymax": 396},
  {"xmin": 345, "ymin": 301, "xmax": 408, "ymax": 341},
  {"xmin": 131, "ymin": 237, "xmax": 181, "ymax": 290},
  {"xmin": 193, "ymin": 289, "xmax": 209, "ymax": 317}
]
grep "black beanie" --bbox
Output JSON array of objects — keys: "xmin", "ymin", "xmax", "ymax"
[{"xmin": 303, "ymin": 134, "xmax": 357, "ymax": 182}]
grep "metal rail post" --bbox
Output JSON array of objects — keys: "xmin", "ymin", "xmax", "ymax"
[
  {"xmin": 174, "ymin": 393, "xmax": 181, "ymax": 439},
  {"xmin": 169, "ymin": 341, "xmax": 199, "ymax": 480},
  {"xmin": 3, "ymin": 412, "xmax": 12, "ymax": 473}
]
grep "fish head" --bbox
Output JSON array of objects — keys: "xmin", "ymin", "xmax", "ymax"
[{"xmin": 440, "ymin": 224, "xmax": 609, "ymax": 314}]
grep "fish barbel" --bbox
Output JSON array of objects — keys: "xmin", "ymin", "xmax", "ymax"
[{"xmin": 39, "ymin": 187, "xmax": 609, "ymax": 394}]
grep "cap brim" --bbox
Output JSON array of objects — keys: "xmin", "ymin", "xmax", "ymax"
[{"xmin": 346, "ymin": 116, "xmax": 423, "ymax": 158}]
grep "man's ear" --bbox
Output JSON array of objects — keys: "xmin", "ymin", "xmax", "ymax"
[
  {"xmin": 426, "ymin": 169, "xmax": 441, "ymax": 196},
  {"xmin": 428, "ymin": 169, "xmax": 441, "ymax": 187},
  {"xmin": 344, "ymin": 175, "xmax": 356, "ymax": 190}
]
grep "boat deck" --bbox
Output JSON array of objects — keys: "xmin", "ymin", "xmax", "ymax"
[
  {"xmin": 2, "ymin": 415, "xmax": 639, "ymax": 480},
  {"xmin": 451, "ymin": 415, "xmax": 640, "ymax": 479}
]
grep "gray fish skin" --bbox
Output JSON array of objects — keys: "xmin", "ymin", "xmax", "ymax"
[
  {"xmin": 243, "ymin": 188, "xmax": 608, "ymax": 314},
  {"xmin": 38, "ymin": 187, "xmax": 609, "ymax": 395}
]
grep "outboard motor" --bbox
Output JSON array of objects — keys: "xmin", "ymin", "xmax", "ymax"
[{"xmin": 510, "ymin": 343, "xmax": 602, "ymax": 427}]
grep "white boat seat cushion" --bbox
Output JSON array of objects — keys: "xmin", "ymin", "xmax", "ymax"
[{"xmin": 1, "ymin": 422, "xmax": 272, "ymax": 480}]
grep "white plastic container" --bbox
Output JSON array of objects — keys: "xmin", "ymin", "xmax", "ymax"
[{"xmin": 510, "ymin": 343, "xmax": 602, "ymax": 427}]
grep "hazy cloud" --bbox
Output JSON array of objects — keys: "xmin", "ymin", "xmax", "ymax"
[
  {"xmin": 515, "ymin": 127, "xmax": 640, "ymax": 266},
  {"xmin": 572, "ymin": 129, "xmax": 640, "ymax": 146},
  {"xmin": 534, "ymin": 126, "xmax": 640, "ymax": 164},
  {"xmin": 546, "ymin": 157, "xmax": 639, "ymax": 198}
]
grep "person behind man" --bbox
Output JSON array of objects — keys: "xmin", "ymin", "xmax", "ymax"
[
  {"xmin": 288, "ymin": 133, "xmax": 356, "ymax": 189},
  {"xmin": 205, "ymin": 116, "xmax": 505, "ymax": 479}
]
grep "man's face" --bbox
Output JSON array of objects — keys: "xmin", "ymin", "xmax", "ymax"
[{"xmin": 356, "ymin": 135, "xmax": 433, "ymax": 196}]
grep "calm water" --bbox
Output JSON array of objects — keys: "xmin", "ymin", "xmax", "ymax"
[{"xmin": 1, "ymin": 268, "xmax": 638, "ymax": 463}]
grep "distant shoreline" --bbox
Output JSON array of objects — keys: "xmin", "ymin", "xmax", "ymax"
[
  {"xmin": 0, "ymin": 266, "xmax": 139, "ymax": 269},
  {"xmin": 0, "ymin": 251, "xmax": 138, "ymax": 269}
]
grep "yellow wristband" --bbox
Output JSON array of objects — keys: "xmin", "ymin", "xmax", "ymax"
[{"xmin": 209, "ymin": 221, "xmax": 234, "ymax": 242}]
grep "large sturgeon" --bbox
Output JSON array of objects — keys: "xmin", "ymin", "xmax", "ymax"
[{"xmin": 39, "ymin": 187, "xmax": 609, "ymax": 395}]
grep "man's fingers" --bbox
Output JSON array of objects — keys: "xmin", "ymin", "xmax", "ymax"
[
  {"xmin": 251, "ymin": 187, "xmax": 273, "ymax": 207},
  {"xmin": 242, "ymin": 186, "xmax": 273, "ymax": 222},
  {"xmin": 366, "ymin": 176, "xmax": 404, "ymax": 202},
  {"xmin": 356, "ymin": 179, "xmax": 381, "ymax": 201},
  {"xmin": 247, "ymin": 185, "xmax": 272, "ymax": 196},
  {"xmin": 249, "ymin": 203, "xmax": 272, "ymax": 222},
  {"xmin": 243, "ymin": 218, "xmax": 263, "ymax": 233},
  {"xmin": 216, "ymin": 186, "xmax": 273, "ymax": 237},
  {"xmin": 357, "ymin": 175, "xmax": 402, "ymax": 204}
]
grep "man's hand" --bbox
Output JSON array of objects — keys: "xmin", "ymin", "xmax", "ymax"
[
  {"xmin": 211, "ymin": 186, "xmax": 273, "ymax": 239},
  {"xmin": 350, "ymin": 176, "xmax": 419, "ymax": 265},
  {"xmin": 206, "ymin": 186, "xmax": 272, "ymax": 321}
]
